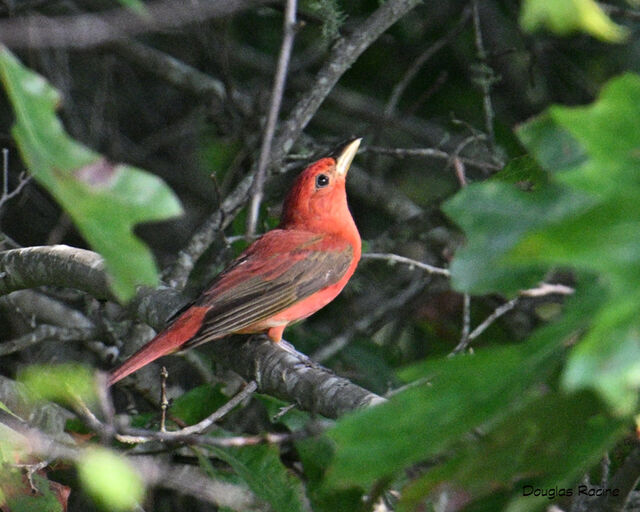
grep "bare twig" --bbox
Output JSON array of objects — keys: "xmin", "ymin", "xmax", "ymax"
[
  {"xmin": 451, "ymin": 296, "xmax": 518, "ymax": 355},
  {"xmin": 175, "ymin": 382, "xmax": 258, "ymax": 438},
  {"xmin": 450, "ymin": 282, "xmax": 575, "ymax": 355},
  {"xmin": 159, "ymin": 366, "xmax": 169, "ymax": 432},
  {"xmin": 453, "ymin": 157, "xmax": 468, "ymax": 186},
  {"xmin": 246, "ymin": 0, "xmax": 298, "ymax": 236},
  {"xmin": 472, "ymin": 0, "xmax": 496, "ymax": 155},
  {"xmin": 458, "ymin": 293, "xmax": 471, "ymax": 350},
  {"xmin": 120, "ymin": 381, "xmax": 259, "ymax": 442},
  {"xmin": 0, "ymin": 148, "xmax": 31, "ymax": 213},
  {"xmin": 271, "ymin": 0, "xmax": 422, "ymax": 161},
  {"xmin": 0, "ymin": 410, "xmax": 257, "ymax": 510},
  {"xmin": 361, "ymin": 252, "xmax": 450, "ymax": 277},
  {"xmin": 0, "ymin": 0, "xmax": 270, "ymax": 48},
  {"xmin": 520, "ymin": 283, "xmax": 574, "ymax": 297},
  {"xmin": 366, "ymin": 145, "xmax": 500, "ymax": 171},
  {"xmin": 592, "ymin": 444, "xmax": 640, "ymax": 512}
]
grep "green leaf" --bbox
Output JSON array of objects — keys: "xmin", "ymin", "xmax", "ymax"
[
  {"xmin": 520, "ymin": 0, "xmax": 628, "ymax": 42},
  {"xmin": 0, "ymin": 46, "xmax": 183, "ymax": 301},
  {"xmin": 77, "ymin": 448, "xmax": 144, "ymax": 511},
  {"xmin": 446, "ymin": 73, "xmax": 640, "ymax": 414},
  {"xmin": 327, "ymin": 341, "xmax": 553, "ymax": 489},
  {"xmin": 325, "ymin": 280, "xmax": 603, "ymax": 489},
  {"xmin": 5, "ymin": 474, "xmax": 63, "ymax": 512},
  {"xmin": 18, "ymin": 363, "xmax": 96, "ymax": 407},
  {"xmin": 442, "ymin": 179, "xmax": 591, "ymax": 295},
  {"xmin": 516, "ymin": 74, "xmax": 640, "ymax": 413},
  {"xmin": 211, "ymin": 444, "xmax": 306, "ymax": 512},
  {"xmin": 398, "ymin": 391, "xmax": 625, "ymax": 512}
]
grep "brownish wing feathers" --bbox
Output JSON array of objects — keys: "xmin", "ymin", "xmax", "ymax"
[{"xmin": 181, "ymin": 230, "xmax": 353, "ymax": 349}]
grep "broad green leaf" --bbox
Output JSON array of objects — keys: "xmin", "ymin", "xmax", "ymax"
[
  {"xmin": 446, "ymin": 73, "xmax": 640, "ymax": 414},
  {"xmin": 4, "ymin": 474, "xmax": 64, "ymax": 512},
  {"xmin": 520, "ymin": 0, "xmax": 628, "ymax": 42},
  {"xmin": 0, "ymin": 46, "xmax": 183, "ymax": 301},
  {"xmin": 18, "ymin": 364, "xmax": 96, "ymax": 407},
  {"xmin": 77, "ymin": 448, "xmax": 144, "ymax": 511},
  {"xmin": 443, "ymin": 180, "xmax": 591, "ymax": 295},
  {"xmin": 325, "ymin": 279, "xmax": 603, "ymax": 489},
  {"xmin": 211, "ymin": 444, "xmax": 306, "ymax": 512},
  {"xmin": 515, "ymin": 74, "xmax": 640, "ymax": 413},
  {"xmin": 398, "ymin": 391, "xmax": 625, "ymax": 512},
  {"xmin": 327, "ymin": 342, "xmax": 545, "ymax": 488}
]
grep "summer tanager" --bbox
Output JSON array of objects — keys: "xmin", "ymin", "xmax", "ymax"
[{"xmin": 108, "ymin": 138, "xmax": 362, "ymax": 385}]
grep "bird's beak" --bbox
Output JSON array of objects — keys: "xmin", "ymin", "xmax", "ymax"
[{"xmin": 335, "ymin": 138, "xmax": 361, "ymax": 177}]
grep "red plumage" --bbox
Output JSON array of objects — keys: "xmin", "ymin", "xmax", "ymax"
[{"xmin": 108, "ymin": 139, "xmax": 362, "ymax": 386}]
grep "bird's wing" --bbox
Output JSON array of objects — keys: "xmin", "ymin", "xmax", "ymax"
[{"xmin": 181, "ymin": 229, "xmax": 354, "ymax": 348}]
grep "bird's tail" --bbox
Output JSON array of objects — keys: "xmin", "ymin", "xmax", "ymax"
[{"xmin": 107, "ymin": 306, "xmax": 209, "ymax": 386}]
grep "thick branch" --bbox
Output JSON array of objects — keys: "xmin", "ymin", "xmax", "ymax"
[
  {"xmin": 0, "ymin": 245, "xmax": 113, "ymax": 300},
  {"xmin": 2, "ymin": 245, "xmax": 384, "ymax": 418},
  {"xmin": 212, "ymin": 336, "xmax": 385, "ymax": 418}
]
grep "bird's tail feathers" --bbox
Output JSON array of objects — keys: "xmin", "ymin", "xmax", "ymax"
[{"xmin": 107, "ymin": 306, "xmax": 209, "ymax": 386}]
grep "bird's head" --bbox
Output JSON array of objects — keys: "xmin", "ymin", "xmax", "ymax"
[{"xmin": 280, "ymin": 138, "xmax": 361, "ymax": 232}]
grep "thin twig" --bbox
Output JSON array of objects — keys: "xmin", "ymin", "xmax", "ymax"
[
  {"xmin": 246, "ymin": 0, "xmax": 298, "ymax": 236},
  {"xmin": 520, "ymin": 283, "xmax": 574, "ymax": 297},
  {"xmin": 164, "ymin": 381, "xmax": 257, "ymax": 437},
  {"xmin": 453, "ymin": 157, "xmax": 467, "ymax": 186},
  {"xmin": 458, "ymin": 293, "xmax": 471, "ymax": 348},
  {"xmin": 270, "ymin": 0, "xmax": 422, "ymax": 163},
  {"xmin": 450, "ymin": 282, "xmax": 575, "ymax": 355},
  {"xmin": 0, "ymin": 148, "xmax": 31, "ymax": 212},
  {"xmin": 361, "ymin": 252, "xmax": 451, "ymax": 277},
  {"xmin": 366, "ymin": 145, "xmax": 500, "ymax": 171},
  {"xmin": 159, "ymin": 367, "xmax": 169, "ymax": 432},
  {"xmin": 472, "ymin": 0, "xmax": 496, "ymax": 155},
  {"xmin": 117, "ymin": 427, "xmax": 292, "ymax": 447}
]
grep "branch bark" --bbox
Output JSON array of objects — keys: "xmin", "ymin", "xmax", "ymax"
[{"xmin": 0, "ymin": 245, "xmax": 384, "ymax": 418}]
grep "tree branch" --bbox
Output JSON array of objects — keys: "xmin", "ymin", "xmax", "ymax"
[
  {"xmin": 246, "ymin": 0, "xmax": 298, "ymax": 236},
  {"xmin": 0, "ymin": 245, "xmax": 113, "ymax": 300},
  {"xmin": 1, "ymin": 245, "xmax": 384, "ymax": 418},
  {"xmin": 0, "ymin": 0, "xmax": 271, "ymax": 49}
]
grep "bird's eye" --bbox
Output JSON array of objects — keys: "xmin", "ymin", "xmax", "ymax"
[{"xmin": 315, "ymin": 174, "xmax": 330, "ymax": 188}]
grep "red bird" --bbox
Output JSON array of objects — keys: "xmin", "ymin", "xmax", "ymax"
[{"xmin": 108, "ymin": 139, "xmax": 362, "ymax": 385}]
